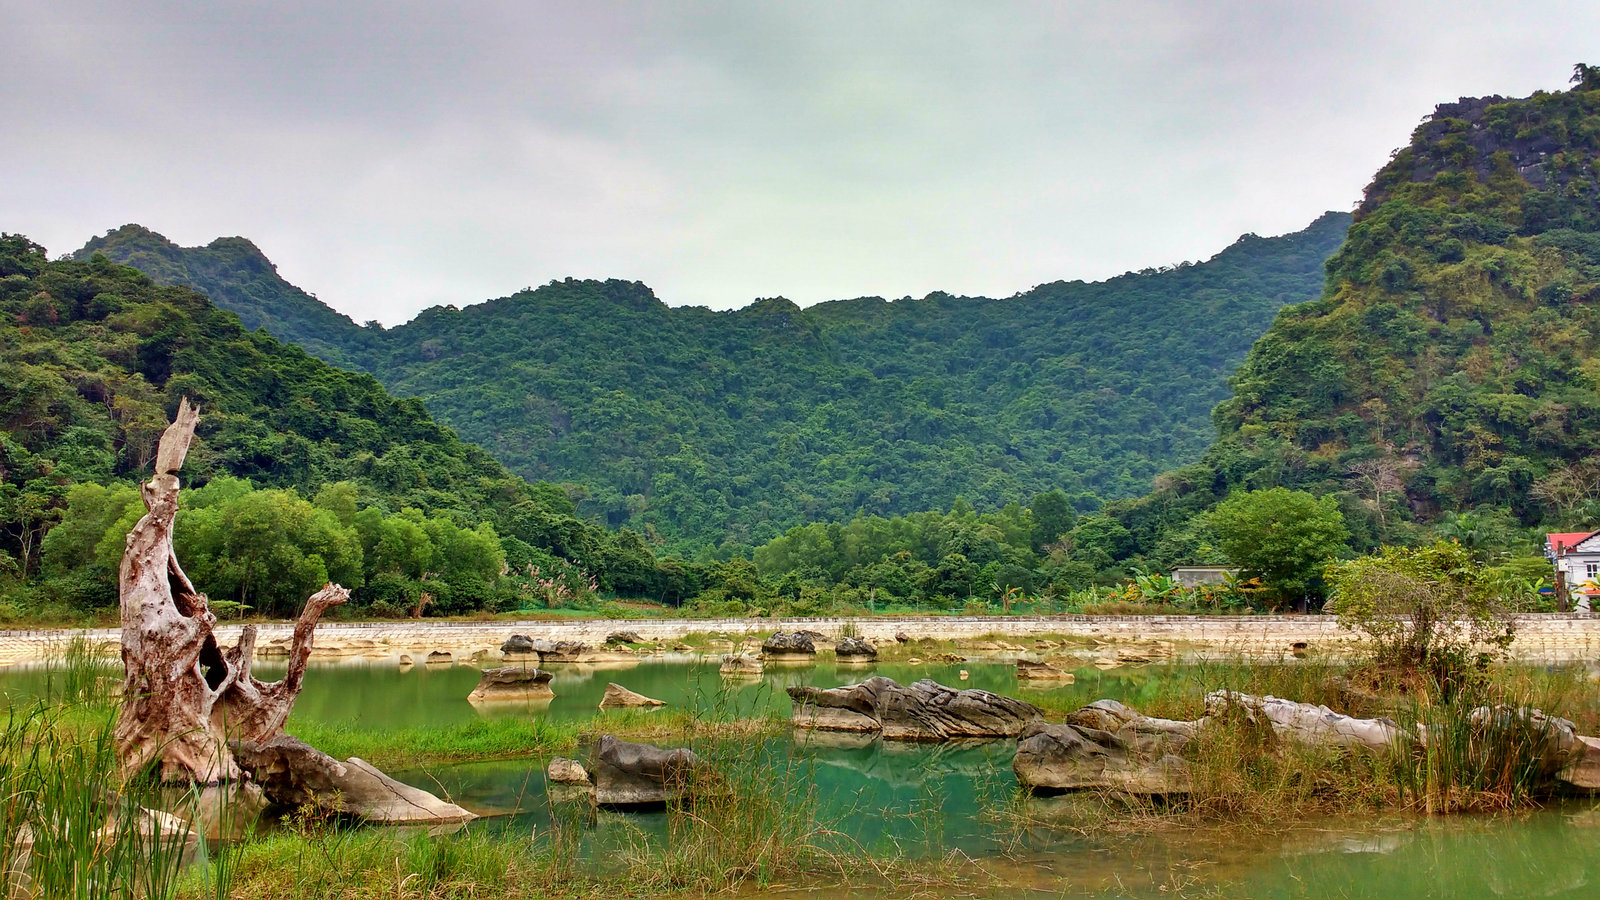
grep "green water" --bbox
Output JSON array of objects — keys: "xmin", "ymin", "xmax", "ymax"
[{"xmin": 5, "ymin": 655, "xmax": 1599, "ymax": 897}]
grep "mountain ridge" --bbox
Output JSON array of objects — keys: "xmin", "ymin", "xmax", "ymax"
[{"xmin": 80, "ymin": 214, "xmax": 1351, "ymax": 553}]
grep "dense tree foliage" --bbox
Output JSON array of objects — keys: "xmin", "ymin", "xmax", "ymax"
[
  {"xmin": 0, "ymin": 240, "xmax": 687, "ymax": 618},
  {"xmin": 82, "ymin": 214, "xmax": 1349, "ymax": 555},
  {"xmin": 1089, "ymin": 76, "xmax": 1600, "ymax": 582},
  {"xmin": 76, "ymin": 226, "xmax": 381, "ymax": 370},
  {"xmin": 1207, "ymin": 488, "xmax": 1349, "ymax": 608}
]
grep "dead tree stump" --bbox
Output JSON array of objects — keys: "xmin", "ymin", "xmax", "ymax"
[{"xmin": 114, "ymin": 398, "xmax": 347, "ymax": 783}]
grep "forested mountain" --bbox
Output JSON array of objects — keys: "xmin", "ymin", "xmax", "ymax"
[
  {"xmin": 81, "ymin": 212, "xmax": 1350, "ymax": 554},
  {"xmin": 1103, "ymin": 69, "xmax": 1600, "ymax": 569},
  {"xmin": 76, "ymin": 225, "xmax": 380, "ymax": 371},
  {"xmin": 0, "ymin": 237, "xmax": 689, "ymax": 619}
]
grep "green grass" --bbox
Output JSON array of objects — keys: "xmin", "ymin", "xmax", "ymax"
[{"xmin": 288, "ymin": 707, "xmax": 787, "ymax": 769}]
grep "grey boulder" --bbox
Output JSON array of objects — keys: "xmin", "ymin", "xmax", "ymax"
[
  {"xmin": 233, "ymin": 735, "xmax": 475, "ymax": 824},
  {"xmin": 761, "ymin": 632, "xmax": 817, "ymax": 658},
  {"xmin": 835, "ymin": 637, "xmax": 878, "ymax": 659},
  {"xmin": 591, "ymin": 735, "xmax": 704, "ymax": 805},
  {"xmin": 788, "ymin": 676, "xmax": 1041, "ymax": 740},
  {"xmin": 467, "ymin": 665, "xmax": 554, "ymax": 702}
]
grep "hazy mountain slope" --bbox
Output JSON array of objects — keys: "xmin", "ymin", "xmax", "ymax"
[{"xmin": 83, "ymin": 213, "xmax": 1349, "ymax": 553}]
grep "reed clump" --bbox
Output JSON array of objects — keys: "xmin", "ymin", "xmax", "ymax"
[{"xmin": 1003, "ymin": 656, "xmax": 1599, "ymax": 838}]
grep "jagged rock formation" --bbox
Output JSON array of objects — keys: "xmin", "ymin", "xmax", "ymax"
[
  {"xmin": 1015, "ymin": 699, "xmax": 1197, "ymax": 792},
  {"xmin": 501, "ymin": 634, "xmax": 537, "ymax": 656},
  {"xmin": 787, "ymin": 676, "xmax": 1041, "ymax": 740},
  {"xmin": 114, "ymin": 399, "xmax": 347, "ymax": 783},
  {"xmin": 547, "ymin": 757, "xmax": 590, "ymax": 784},
  {"xmin": 534, "ymin": 640, "xmax": 590, "ymax": 663},
  {"xmin": 834, "ymin": 637, "xmax": 877, "ymax": 659},
  {"xmin": 1016, "ymin": 659, "xmax": 1074, "ymax": 681},
  {"xmin": 1204, "ymin": 690, "xmax": 1401, "ymax": 750},
  {"xmin": 761, "ymin": 632, "xmax": 817, "ymax": 659},
  {"xmin": 599, "ymin": 683, "xmax": 666, "ymax": 708},
  {"xmin": 591, "ymin": 735, "xmax": 703, "ymax": 805},
  {"xmin": 233, "ymin": 735, "xmax": 474, "ymax": 824},
  {"xmin": 467, "ymin": 666, "xmax": 555, "ymax": 703},
  {"xmin": 719, "ymin": 653, "xmax": 763, "ymax": 675},
  {"xmin": 1014, "ymin": 694, "xmax": 1600, "ymax": 795}
]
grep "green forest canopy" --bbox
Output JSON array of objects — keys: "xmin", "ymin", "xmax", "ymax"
[
  {"xmin": 0, "ymin": 238, "xmax": 692, "ymax": 618},
  {"xmin": 81, "ymin": 212, "xmax": 1350, "ymax": 555}
]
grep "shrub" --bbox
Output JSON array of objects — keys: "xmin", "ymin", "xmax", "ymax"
[{"xmin": 1326, "ymin": 540, "xmax": 1514, "ymax": 693}]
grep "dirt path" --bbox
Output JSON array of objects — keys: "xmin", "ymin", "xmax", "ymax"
[{"xmin": 5, "ymin": 613, "xmax": 1599, "ymax": 666}]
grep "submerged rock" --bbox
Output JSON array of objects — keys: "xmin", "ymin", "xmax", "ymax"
[
  {"xmin": 835, "ymin": 637, "xmax": 878, "ymax": 659},
  {"xmin": 547, "ymin": 757, "xmax": 591, "ymax": 784},
  {"xmin": 787, "ymin": 676, "xmax": 1042, "ymax": 740},
  {"xmin": 467, "ymin": 665, "xmax": 554, "ymax": 703},
  {"xmin": 234, "ymin": 735, "xmax": 475, "ymax": 825},
  {"xmin": 1016, "ymin": 659, "xmax": 1074, "ymax": 681},
  {"xmin": 761, "ymin": 631, "xmax": 817, "ymax": 658},
  {"xmin": 599, "ymin": 683, "xmax": 666, "ymax": 708},
  {"xmin": 591, "ymin": 735, "xmax": 703, "ymax": 805},
  {"xmin": 719, "ymin": 653, "xmax": 763, "ymax": 676}
]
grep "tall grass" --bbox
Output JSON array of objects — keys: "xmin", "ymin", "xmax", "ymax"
[
  {"xmin": 1002, "ymin": 656, "xmax": 1600, "ymax": 837},
  {"xmin": 0, "ymin": 703, "xmax": 198, "ymax": 899}
]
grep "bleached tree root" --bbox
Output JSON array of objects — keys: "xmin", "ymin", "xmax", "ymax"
[{"xmin": 114, "ymin": 398, "xmax": 346, "ymax": 783}]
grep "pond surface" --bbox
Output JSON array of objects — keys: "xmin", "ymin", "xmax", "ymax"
[{"xmin": 5, "ymin": 654, "xmax": 1599, "ymax": 898}]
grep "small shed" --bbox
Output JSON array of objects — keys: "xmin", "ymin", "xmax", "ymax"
[{"xmin": 1170, "ymin": 566, "xmax": 1239, "ymax": 589}]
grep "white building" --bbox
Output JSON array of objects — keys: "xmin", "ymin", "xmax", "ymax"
[{"xmin": 1546, "ymin": 531, "xmax": 1598, "ymax": 612}]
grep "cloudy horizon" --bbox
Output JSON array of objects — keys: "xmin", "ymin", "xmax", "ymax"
[{"xmin": 6, "ymin": 1, "xmax": 1600, "ymax": 325}]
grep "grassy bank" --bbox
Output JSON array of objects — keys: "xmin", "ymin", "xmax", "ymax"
[{"xmin": 291, "ymin": 707, "xmax": 786, "ymax": 769}]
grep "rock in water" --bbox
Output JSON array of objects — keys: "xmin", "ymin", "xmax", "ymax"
[
  {"xmin": 1561, "ymin": 735, "xmax": 1600, "ymax": 789},
  {"xmin": 501, "ymin": 634, "xmax": 537, "ymax": 656},
  {"xmin": 547, "ymin": 757, "xmax": 591, "ymax": 784},
  {"xmin": 591, "ymin": 735, "xmax": 703, "ymax": 805},
  {"xmin": 1204, "ymin": 691, "xmax": 1402, "ymax": 751},
  {"xmin": 234, "ymin": 735, "xmax": 475, "ymax": 824},
  {"xmin": 787, "ymin": 676, "xmax": 1041, "ymax": 739},
  {"xmin": 599, "ymin": 683, "xmax": 667, "ymax": 708},
  {"xmin": 533, "ymin": 640, "xmax": 589, "ymax": 663},
  {"xmin": 1016, "ymin": 659, "xmax": 1074, "ymax": 681},
  {"xmin": 425, "ymin": 650, "xmax": 453, "ymax": 666},
  {"xmin": 719, "ymin": 653, "xmax": 763, "ymax": 675},
  {"xmin": 835, "ymin": 637, "xmax": 878, "ymax": 659},
  {"xmin": 605, "ymin": 630, "xmax": 645, "ymax": 645},
  {"xmin": 467, "ymin": 666, "xmax": 555, "ymax": 702},
  {"xmin": 1013, "ymin": 719, "xmax": 1193, "ymax": 794},
  {"xmin": 761, "ymin": 631, "xmax": 817, "ymax": 658}
]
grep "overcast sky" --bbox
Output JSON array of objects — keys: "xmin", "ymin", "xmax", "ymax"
[{"xmin": 5, "ymin": 2, "xmax": 1598, "ymax": 324}]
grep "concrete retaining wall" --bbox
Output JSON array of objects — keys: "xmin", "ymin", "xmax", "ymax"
[{"xmin": 4, "ymin": 614, "xmax": 1599, "ymax": 665}]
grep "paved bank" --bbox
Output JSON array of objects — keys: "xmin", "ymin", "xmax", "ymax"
[{"xmin": 4, "ymin": 614, "xmax": 1599, "ymax": 665}]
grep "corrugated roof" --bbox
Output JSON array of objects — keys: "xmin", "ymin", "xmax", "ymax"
[{"xmin": 1548, "ymin": 532, "xmax": 1599, "ymax": 553}]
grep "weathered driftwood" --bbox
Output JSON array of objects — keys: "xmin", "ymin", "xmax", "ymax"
[{"xmin": 114, "ymin": 399, "xmax": 347, "ymax": 783}]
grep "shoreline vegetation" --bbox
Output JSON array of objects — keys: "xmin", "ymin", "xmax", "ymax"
[{"xmin": 7, "ymin": 638, "xmax": 1600, "ymax": 899}]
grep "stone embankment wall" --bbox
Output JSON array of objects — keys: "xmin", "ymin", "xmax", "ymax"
[{"xmin": 3, "ymin": 614, "xmax": 1599, "ymax": 666}]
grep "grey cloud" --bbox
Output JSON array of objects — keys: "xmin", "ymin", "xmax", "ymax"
[{"xmin": 4, "ymin": 1, "xmax": 1598, "ymax": 323}]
